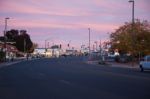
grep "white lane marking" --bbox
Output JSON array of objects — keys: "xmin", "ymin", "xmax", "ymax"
[{"xmin": 59, "ymin": 80, "xmax": 72, "ymax": 85}]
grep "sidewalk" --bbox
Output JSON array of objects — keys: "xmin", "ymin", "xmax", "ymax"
[
  {"xmin": 87, "ymin": 60, "xmax": 139, "ymax": 69},
  {"xmin": 0, "ymin": 57, "xmax": 40, "ymax": 68},
  {"xmin": 0, "ymin": 60, "xmax": 22, "ymax": 68},
  {"xmin": 107, "ymin": 62, "xmax": 139, "ymax": 69},
  {"xmin": 0, "ymin": 61, "xmax": 21, "ymax": 68},
  {"xmin": 86, "ymin": 60, "xmax": 99, "ymax": 65}
]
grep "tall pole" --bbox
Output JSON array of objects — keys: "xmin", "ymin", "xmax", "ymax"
[
  {"xmin": 48, "ymin": 42, "xmax": 49, "ymax": 48},
  {"xmin": 45, "ymin": 40, "xmax": 47, "ymax": 56},
  {"xmin": 131, "ymin": 0, "xmax": 134, "ymax": 24},
  {"xmin": 129, "ymin": 0, "xmax": 135, "ymax": 41},
  {"xmin": 24, "ymin": 38, "xmax": 26, "ymax": 53},
  {"xmin": 93, "ymin": 44, "xmax": 95, "ymax": 51},
  {"xmin": 88, "ymin": 28, "xmax": 91, "ymax": 54},
  {"xmin": 68, "ymin": 40, "xmax": 71, "ymax": 50},
  {"xmin": 129, "ymin": 0, "xmax": 135, "ymax": 65},
  {"xmin": 4, "ymin": 17, "xmax": 9, "ymax": 61},
  {"xmin": 45, "ymin": 38, "xmax": 52, "ymax": 57},
  {"xmin": 94, "ymin": 41, "xmax": 98, "ymax": 51},
  {"xmin": 99, "ymin": 39, "xmax": 102, "ymax": 55}
]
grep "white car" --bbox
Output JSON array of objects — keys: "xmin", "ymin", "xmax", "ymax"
[{"xmin": 140, "ymin": 55, "xmax": 150, "ymax": 72}]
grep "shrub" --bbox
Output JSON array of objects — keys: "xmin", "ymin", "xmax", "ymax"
[{"xmin": 0, "ymin": 51, "xmax": 5, "ymax": 62}]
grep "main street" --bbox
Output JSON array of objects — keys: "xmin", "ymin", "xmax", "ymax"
[{"xmin": 0, "ymin": 56, "xmax": 150, "ymax": 99}]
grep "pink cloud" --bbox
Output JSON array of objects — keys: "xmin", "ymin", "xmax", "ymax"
[
  {"xmin": 8, "ymin": 18, "xmax": 119, "ymax": 33},
  {"xmin": 0, "ymin": 0, "xmax": 91, "ymax": 17}
]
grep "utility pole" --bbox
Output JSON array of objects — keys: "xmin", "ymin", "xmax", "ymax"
[
  {"xmin": 4, "ymin": 17, "xmax": 9, "ymax": 61},
  {"xmin": 45, "ymin": 40, "xmax": 47, "ymax": 57},
  {"xmin": 129, "ymin": 0, "xmax": 135, "ymax": 66},
  {"xmin": 94, "ymin": 41, "xmax": 98, "ymax": 52},
  {"xmin": 68, "ymin": 40, "xmax": 71, "ymax": 50},
  {"xmin": 129, "ymin": 0, "xmax": 134, "ymax": 25},
  {"xmin": 45, "ymin": 40, "xmax": 47, "ymax": 52},
  {"xmin": 48, "ymin": 42, "xmax": 49, "ymax": 48},
  {"xmin": 88, "ymin": 28, "xmax": 91, "ymax": 54},
  {"xmin": 99, "ymin": 40, "xmax": 102, "ymax": 56},
  {"xmin": 24, "ymin": 38, "xmax": 26, "ymax": 53},
  {"xmin": 45, "ymin": 38, "xmax": 52, "ymax": 55}
]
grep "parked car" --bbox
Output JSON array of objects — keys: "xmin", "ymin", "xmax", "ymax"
[
  {"xmin": 139, "ymin": 55, "xmax": 150, "ymax": 72},
  {"xmin": 118, "ymin": 55, "xmax": 132, "ymax": 63}
]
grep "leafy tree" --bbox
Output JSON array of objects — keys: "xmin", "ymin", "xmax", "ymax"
[
  {"xmin": 15, "ymin": 30, "xmax": 33, "ymax": 53},
  {"xmin": 109, "ymin": 19, "xmax": 150, "ymax": 56},
  {"xmin": 2, "ymin": 29, "xmax": 34, "ymax": 53},
  {"xmin": 6, "ymin": 29, "xmax": 19, "ymax": 41}
]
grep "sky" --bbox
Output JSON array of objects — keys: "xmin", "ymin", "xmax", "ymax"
[{"xmin": 0, "ymin": 0, "xmax": 150, "ymax": 50}]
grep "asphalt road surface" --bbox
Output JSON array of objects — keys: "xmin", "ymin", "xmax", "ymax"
[{"xmin": 0, "ymin": 56, "xmax": 150, "ymax": 99}]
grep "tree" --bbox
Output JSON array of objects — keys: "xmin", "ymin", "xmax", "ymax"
[
  {"xmin": 15, "ymin": 30, "xmax": 33, "ymax": 53},
  {"xmin": 33, "ymin": 43, "xmax": 38, "ymax": 49},
  {"xmin": 109, "ymin": 19, "xmax": 150, "ymax": 56},
  {"xmin": 6, "ymin": 29, "xmax": 19, "ymax": 41},
  {"xmin": 29, "ymin": 43, "xmax": 39, "ymax": 53},
  {"xmin": 3, "ymin": 29, "xmax": 34, "ymax": 53}
]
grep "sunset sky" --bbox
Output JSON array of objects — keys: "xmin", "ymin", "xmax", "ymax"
[{"xmin": 0, "ymin": 0, "xmax": 150, "ymax": 49}]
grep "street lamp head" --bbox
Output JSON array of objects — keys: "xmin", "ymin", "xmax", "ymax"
[
  {"xmin": 5, "ymin": 17, "xmax": 10, "ymax": 20},
  {"xmin": 129, "ymin": 0, "xmax": 134, "ymax": 3}
]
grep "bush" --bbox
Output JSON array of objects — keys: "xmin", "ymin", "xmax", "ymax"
[
  {"xmin": 0, "ymin": 51, "xmax": 5, "ymax": 62},
  {"xmin": 116, "ymin": 55, "xmax": 132, "ymax": 63}
]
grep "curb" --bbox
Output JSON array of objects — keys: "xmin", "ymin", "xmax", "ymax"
[
  {"xmin": 86, "ymin": 60, "xmax": 139, "ymax": 69},
  {"xmin": 107, "ymin": 62, "xmax": 139, "ymax": 69},
  {"xmin": 0, "ymin": 61, "xmax": 22, "ymax": 68},
  {"xmin": 0, "ymin": 58, "xmax": 40, "ymax": 69}
]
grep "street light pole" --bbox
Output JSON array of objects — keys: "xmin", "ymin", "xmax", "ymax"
[
  {"xmin": 99, "ymin": 39, "xmax": 102, "ymax": 55},
  {"xmin": 129, "ymin": 0, "xmax": 134, "ymax": 24},
  {"xmin": 45, "ymin": 38, "xmax": 52, "ymax": 57},
  {"xmin": 68, "ymin": 40, "xmax": 71, "ymax": 50},
  {"xmin": 45, "ymin": 40, "xmax": 47, "ymax": 57},
  {"xmin": 129, "ymin": 0, "xmax": 135, "ymax": 43},
  {"xmin": 129, "ymin": 0, "xmax": 135, "ymax": 65},
  {"xmin": 4, "ymin": 17, "xmax": 9, "ymax": 61},
  {"xmin": 45, "ymin": 40, "xmax": 47, "ymax": 50},
  {"xmin": 88, "ymin": 28, "xmax": 91, "ymax": 54},
  {"xmin": 94, "ymin": 41, "xmax": 98, "ymax": 52},
  {"xmin": 24, "ymin": 38, "xmax": 26, "ymax": 53}
]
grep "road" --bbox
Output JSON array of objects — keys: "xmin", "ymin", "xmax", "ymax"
[{"xmin": 0, "ymin": 56, "xmax": 150, "ymax": 99}]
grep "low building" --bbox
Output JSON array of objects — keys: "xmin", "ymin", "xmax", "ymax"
[
  {"xmin": 33, "ymin": 45, "xmax": 63, "ymax": 58},
  {"xmin": 51, "ymin": 45, "xmax": 63, "ymax": 58},
  {"xmin": 0, "ymin": 41, "xmax": 18, "ymax": 61},
  {"xmin": 33, "ymin": 48, "xmax": 46, "ymax": 57},
  {"xmin": 65, "ymin": 49, "xmax": 78, "ymax": 56}
]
